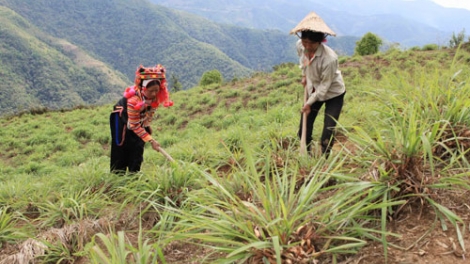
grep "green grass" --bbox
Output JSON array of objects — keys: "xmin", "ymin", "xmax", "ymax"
[{"xmin": 1, "ymin": 45, "xmax": 470, "ymax": 262}]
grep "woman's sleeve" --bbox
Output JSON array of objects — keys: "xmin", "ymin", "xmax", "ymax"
[
  {"xmin": 127, "ymin": 97, "xmax": 152, "ymax": 142},
  {"xmin": 143, "ymin": 108, "xmax": 156, "ymax": 128}
]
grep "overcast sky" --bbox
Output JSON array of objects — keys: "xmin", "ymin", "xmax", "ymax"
[{"xmin": 432, "ymin": 0, "xmax": 470, "ymax": 10}]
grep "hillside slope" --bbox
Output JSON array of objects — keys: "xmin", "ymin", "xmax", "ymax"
[
  {"xmin": 0, "ymin": 6, "xmax": 129, "ymax": 114},
  {"xmin": 0, "ymin": 0, "xmax": 298, "ymax": 90},
  {"xmin": 0, "ymin": 45, "xmax": 470, "ymax": 263}
]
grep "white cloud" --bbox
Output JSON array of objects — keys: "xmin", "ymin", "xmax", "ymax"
[{"xmin": 433, "ymin": 0, "xmax": 470, "ymax": 10}]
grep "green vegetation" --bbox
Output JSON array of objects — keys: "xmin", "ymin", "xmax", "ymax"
[
  {"xmin": 0, "ymin": 5, "xmax": 128, "ymax": 115},
  {"xmin": 0, "ymin": 0, "xmax": 298, "ymax": 112},
  {"xmin": 1, "ymin": 44, "xmax": 470, "ymax": 263},
  {"xmin": 450, "ymin": 29, "xmax": 467, "ymax": 48},
  {"xmin": 199, "ymin": 70, "xmax": 223, "ymax": 86},
  {"xmin": 355, "ymin": 32, "xmax": 383, "ymax": 56},
  {"xmin": 169, "ymin": 74, "xmax": 183, "ymax": 92}
]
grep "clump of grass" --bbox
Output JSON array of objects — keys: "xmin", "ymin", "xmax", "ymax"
[
  {"xmin": 0, "ymin": 207, "xmax": 29, "ymax": 246},
  {"xmin": 342, "ymin": 56, "xmax": 470, "ymax": 256},
  {"xmin": 87, "ymin": 229, "xmax": 165, "ymax": 264},
  {"xmin": 422, "ymin": 44, "xmax": 439, "ymax": 51},
  {"xmin": 72, "ymin": 126, "xmax": 93, "ymax": 140},
  {"xmin": 35, "ymin": 188, "xmax": 109, "ymax": 228},
  {"xmin": 158, "ymin": 143, "xmax": 399, "ymax": 263},
  {"xmin": 0, "ymin": 219, "xmax": 109, "ymax": 263}
]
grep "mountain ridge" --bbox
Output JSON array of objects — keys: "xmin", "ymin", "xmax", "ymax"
[
  {"xmin": 149, "ymin": 0, "xmax": 470, "ymax": 47},
  {"xmin": 2, "ymin": 0, "xmax": 465, "ymax": 114},
  {"xmin": 0, "ymin": 0, "xmax": 309, "ymax": 84},
  {"xmin": 0, "ymin": 0, "xmax": 299, "ymax": 114}
]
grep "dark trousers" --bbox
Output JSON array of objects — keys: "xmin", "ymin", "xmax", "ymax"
[
  {"xmin": 298, "ymin": 92, "xmax": 345, "ymax": 156},
  {"xmin": 110, "ymin": 114, "xmax": 146, "ymax": 174}
]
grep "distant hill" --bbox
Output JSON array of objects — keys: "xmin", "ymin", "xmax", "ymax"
[
  {"xmin": 149, "ymin": 0, "xmax": 470, "ymax": 47},
  {"xmin": 318, "ymin": 0, "xmax": 470, "ymax": 33},
  {"xmin": 1, "ymin": 0, "xmax": 324, "ymax": 114},
  {"xmin": 0, "ymin": 0, "xmax": 300, "ymax": 91},
  {"xmin": 0, "ymin": 6, "xmax": 128, "ymax": 115}
]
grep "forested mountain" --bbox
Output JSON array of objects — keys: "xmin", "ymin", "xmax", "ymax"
[
  {"xmin": 0, "ymin": 6, "xmax": 128, "ymax": 114},
  {"xmin": 0, "ymin": 0, "xmax": 422, "ymax": 112},
  {"xmin": 0, "ymin": 0, "xmax": 306, "ymax": 114},
  {"xmin": 0, "ymin": 0, "xmax": 298, "ymax": 90},
  {"xmin": 149, "ymin": 0, "xmax": 470, "ymax": 47}
]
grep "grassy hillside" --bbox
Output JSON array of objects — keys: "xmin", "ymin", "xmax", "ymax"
[
  {"xmin": 0, "ymin": 45, "xmax": 470, "ymax": 263},
  {"xmin": 0, "ymin": 6, "xmax": 129, "ymax": 115}
]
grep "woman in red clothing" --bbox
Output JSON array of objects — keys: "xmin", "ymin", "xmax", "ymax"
[{"xmin": 110, "ymin": 64, "xmax": 173, "ymax": 174}]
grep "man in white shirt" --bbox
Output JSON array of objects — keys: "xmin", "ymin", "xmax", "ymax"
[{"xmin": 297, "ymin": 30, "xmax": 346, "ymax": 157}]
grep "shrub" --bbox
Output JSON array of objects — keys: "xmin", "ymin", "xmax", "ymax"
[
  {"xmin": 338, "ymin": 56, "xmax": 348, "ymax": 64},
  {"xmin": 199, "ymin": 70, "xmax": 223, "ymax": 86},
  {"xmin": 449, "ymin": 29, "xmax": 466, "ymax": 48},
  {"xmin": 422, "ymin": 44, "xmax": 438, "ymax": 51},
  {"xmin": 355, "ymin": 32, "xmax": 383, "ymax": 56}
]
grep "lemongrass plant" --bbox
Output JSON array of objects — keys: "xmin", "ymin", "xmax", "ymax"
[
  {"xmin": 87, "ymin": 229, "xmax": 165, "ymax": 264},
  {"xmin": 35, "ymin": 187, "xmax": 111, "ymax": 228},
  {"xmin": 342, "ymin": 58, "xmax": 470, "ymax": 257},
  {"xmin": 0, "ymin": 207, "xmax": 29, "ymax": 246},
  {"xmin": 0, "ymin": 173, "xmax": 40, "ymax": 211},
  {"xmin": 37, "ymin": 240, "xmax": 75, "ymax": 263},
  {"xmin": 120, "ymin": 161, "xmax": 203, "ymax": 207},
  {"xmin": 156, "ymin": 142, "xmax": 402, "ymax": 263}
]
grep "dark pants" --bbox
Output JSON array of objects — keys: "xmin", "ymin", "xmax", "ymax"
[
  {"xmin": 298, "ymin": 92, "xmax": 345, "ymax": 157},
  {"xmin": 110, "ymin": 113, "xmax": 146, "ymax": 174}
]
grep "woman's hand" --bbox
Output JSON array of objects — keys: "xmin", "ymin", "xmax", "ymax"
[{"xmin": 149, "ymin": 139, "xmax": 161, "ymax": 151}]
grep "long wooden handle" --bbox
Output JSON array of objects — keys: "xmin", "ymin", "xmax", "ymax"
[
  {"xmin": 300, "ymin": 85, "xmax": 308, "ymax": 156},
  {"xmin": 157, "ymin": 146, "xmax": 175, "ymax": 162}
]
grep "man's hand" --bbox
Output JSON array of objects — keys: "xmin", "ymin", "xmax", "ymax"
[
  {"xmin": 301, "ymin": 76, "xmax": 306, "ymax": 87},
  {"xmin": 301, "ymin": 104, "xmax": 311, "ymax": 115}
]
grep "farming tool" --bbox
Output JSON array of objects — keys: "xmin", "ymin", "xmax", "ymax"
[
  {"xmin": 157, "ymin": 146, "xmax": 175, "ymax": 162},
  {"xmin": 300, "ymin": 84, "xmax": 308, "ymax": 156}
]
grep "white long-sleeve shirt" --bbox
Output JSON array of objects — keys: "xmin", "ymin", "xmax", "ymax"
[{"xmin": 296, "ymin": 39, "xmax": 346, "ymax": 105}]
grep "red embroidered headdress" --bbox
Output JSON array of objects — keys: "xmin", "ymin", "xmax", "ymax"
[
  {"xmin": 123, "ymin": 64, "xmax": 173, "ymax": 108},
  {"xmin": 134, "ymin": 64, "xmax": 166, "ymax": 87}
]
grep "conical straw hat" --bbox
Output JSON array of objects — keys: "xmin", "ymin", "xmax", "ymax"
[{"xmin": 290, "ymin": 11, "xmax": 336, "ymax": 37}]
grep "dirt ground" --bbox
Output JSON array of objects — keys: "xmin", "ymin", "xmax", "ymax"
[{"xmin": 353, "ymin": 197, "xmax": 470, "ymax": 264}]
